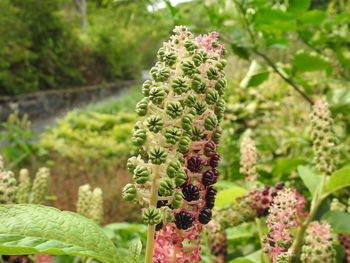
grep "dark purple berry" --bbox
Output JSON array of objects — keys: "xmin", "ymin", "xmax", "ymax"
[
  {"xmin": 175, "ymin": 211, "xmax": 194, "ymax": 230},
  {"xmin": 275, "ymin": 182, "xmax": 285, "ymax": 190},
  {"xmin": 204, "ymin": 141, "xmax": 216, "ymax": 157},
  {"xmin": 271, "ymin": 191, "xmax": 278, "ymax": 197},
  {"xmin": 182, "ymin": 184, "xmax": 200, "ymax": 202},
  {"xmin": 187, "ymin": 156, "xmax": 203, "ymax": 172},
  {"xmin": 156, "ymin": 222, "xmax": 163, "ymax": 231},
  {"xmin": 202, "ymin": 169, "xmax": 219, "ymax": 186},
  {"xmin": 157, "ymin": 200, "xmax": 168, "ymax": 208},
  {"xmin": 205, "ymin": 186, "xmax": 217, "ymax": 208},
  {"xmin": 209, "ymin": 153, "xmax": 221, "ymax": 168},
  {"xmin": 198, "ymin": 208, "xmax": 212, "ymax": 224},
  {"xmin": 261, "ymin": 197, "xmax": 269, "ymax": 205}
]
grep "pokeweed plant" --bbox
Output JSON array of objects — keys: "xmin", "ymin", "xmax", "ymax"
[
  {"xmin": 122, "ymin": 25, "xmax": 226, "ymax": 263},
  {"xmin": 0, "ymin": 26, "xmax": 226, "ymax": 263}
]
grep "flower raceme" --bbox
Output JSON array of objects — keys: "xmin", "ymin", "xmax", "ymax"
[{"xmin": 122, "ymin": 26, "xmax": 226, "ymax": 262}]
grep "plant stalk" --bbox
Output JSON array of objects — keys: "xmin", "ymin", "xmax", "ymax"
[
  {"xmin": 255, "ymin": 218, "xmax": 270, "ymax": 263},
  {"xmin": 145, "ymin": 165, "xmax": 160, "ymax": 263}
]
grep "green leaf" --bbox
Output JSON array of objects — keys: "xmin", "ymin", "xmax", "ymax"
[
  {"xmin": 127, "ymin": 239, "xmax": 142, "ymax": 263},
  {"xmin": 293, "ymin": 51, "xmax": 332, "ymax": 73},
  {"xmin": 327, "ymin": 88, "xmax": 350, "ymax": 115},
  {"xmin": 240, "ymin": 60, "xmax": 269, "ymax": 88},
  {"xmin": 322, "ymin": 211, "xmax": 350, "ymax": 234},
  {"xmin": 215, "ymin": 180, "xmax": 240, "ymax": 189},
  {"xmin": 229, "ymin": 259, "xmax": 253, "ymax": 263},
  {"xmin": 215, "ymin": 187, "xmax": 247, "ymax": 207},
  {"xmin": 272, "ymin": 158, "xmax": 308, "ymax": 177},
  {"xmin": 298, "ymin": 10, "xmax": 326, "ymax": 24},
  {"xmin": 324, "ymin": 166, "xmax": 350, "ymax": 196},
  {"xmin": 226, "ymin": 223, "xmax": 256, "ymax": 241},
  {"xmin": 288, "ymin": 0, "xmax": 311, "ymax": 13},
  {"xmin": 0, "ymin": 204, "xmax": 121, "ymax": 263},
  {"xmin": 231, "ymin": 44, "xmax": 250, "ymax": 60},
  {"xmin": 297, "ymin": 166, "xmax": 321, "ymax": 196}
]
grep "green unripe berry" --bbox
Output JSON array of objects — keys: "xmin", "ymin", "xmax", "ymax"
[
  {"xmin": 184, "ymin": 40, "xmax": 198, "ymax": 51},
  {"xmin": 207, "ymin": 66, "xmax": 219, "ymax": 80},
  {"xmin": 122, "ymin": 184, "xmax": 137, "ymax": 201},
  {"xmin": 151, "ymin": 66, "xmax": 170, "ymax": 82},
  {"xmin": 216, "ymin": 59, "xmax": 227, "ymax": 70},
  {"xmin": 215, "ymin": 99, "xmax": 226, "ymax": 119},
  {"xmin": 215, "ymin": 79, "xmax": 227, "ymax": 95},
  {"xmin": 212, "ymin": 126, "xmax": 222, "ymax": 144},
  {"xmin": 149, "ymin": 87, "xmax": 166, "ymax": 105},
  {"xmin": 142, "ymin": 207, "xmax": 162, "ymax": 225},
  {"xmin": 175, "ymin": 170, "xmax": 187, "ymax": 186},
  {"xmin": 192, "ymin": 76, "xmax": 207, "ymax": 94},
  {"xmin": 159, "ymin": 178, "xmax": 175, "ymax": 196},
  {"xmin": 142, "ymin": 80, "xmax": 152, "ymax": 96},
  {"xmin": 194, "ymin": 101, "xmax": 207, "ymax": 115},
  {"xmin": 167, "ymin": 161, "xmax": 182, "ymax": 178},
  {"xmin": 182, "ymin": 61, "xmax": 199, "ymax": 77},
  {"xmin": 165, "ymin": 127, "xmax": 181, "ymax": 145},
  {"xmin": 127, "ymin": 157, "xmax": 139, "ymax": 173},
  {"xmin": 147, "ymin": 115, "xmax": 163, "ymax": 133},
  {"xmin": 132, "ymin": 129, "xmax": 146, "ymax": 146},
  {"xmin": 192, "ymin": 126, "xmax": 204, "ymax": 141},
  {"xmin": 150, "ymin": 147, "xmax": 167, "ymax": 164},
  {"xmin": 182, "ymin": 114, "xmax": 194, "ymax": 131},
  {"xmin": 163, "ymin": 51, "xmax": 177, "ymax": 66},
  {"xmin": 179, "ymin": 136, "xmax": 191, "ymax": 153},
  {"xmin": 172, "ymin": 77, "xmax": 188, "ymax": 94},
  {"xmin": 193, "ymin": 50, "xmax": 208, "ymax": 66},
  {"xmin": 133, "ymin": 165, "xmax": 149, "ymax": 184},
  {"xmin": 135, "ymin": 98, "xmax": 149, "ymax": 116},
  {"xmin": 166, "ymin": 102, "xmax": 183, "ymax": 119},
  {"xmin": 172, "ymin": 191, "xmax": 184, "ymax": 208},
  {"xmin": 205, "ymin": 89, "xmax": 219, "ymax": 105},
  {"xmin": 204, "ymin": 115, "xmax": 218, "ymax": 131},
  {"xmin": 185, "ymin": 94, "xmax": 197, "ymax": 107}
]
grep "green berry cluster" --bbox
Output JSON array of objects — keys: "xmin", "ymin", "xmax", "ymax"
[
  {"xmin": 301, "ymin": 221, "xmax": 335, "ymax": 263},
  {"xmin": 0, "ymin": 170, "xmax": 18, "ymax": 204},
  {"xmin": 310, "ymin": 99, "xmax": 338, "ymax": 175},
  {"xmin": 31, "ymin": 167, "xmax": 50, "ymax": 205},
  {"xmin": 77, "ymin": 184, "xmax": 104, "ymax": 225},
  {"xmin": 123, "ymin": 26, "xmax": 226, "ymax": 227}
]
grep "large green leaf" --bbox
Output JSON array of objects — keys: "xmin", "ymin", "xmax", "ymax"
[
  {"xmin": 324, "ymin": 166, "xmax": 350, "ymax": 196},
  {"xmin": 327, "ymin": 88, "xmax": 350, "ymax": 115},
  {"xmin": 322, "ymin": 211, "xmax": 350, "ymax": 234},
  {"xmin": 215, "ymin": 187, "xmax": 247, "ymax": 207},
  {"xmin": 298, "ymin": 10, "xmax": 326, "ymax": 24},
  {"xmin": 297, "ymin": 166, "xmax": 321, "ymax": 196},
  {"xmin": 240, "ymin": 60, "xmax": 269, "ymax": 88},
  {"xmin": 0, "ymin": 204, "xmax": 121, "ymax": 263},
  {"xmin": 293, "ymin": 51, "xmax": 332, "ymax": 73},
  {"xmin": 288, "ymin": 0, "xmax": 311, "ymax": 13}
]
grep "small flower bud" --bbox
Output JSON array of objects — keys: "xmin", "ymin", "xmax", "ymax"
[
  {"xmin": 77, "ymin": 184, "xmax": 92, "ymax": 218},
  {"xmin": 135, "ymin": 98, "xmax": 149, "ymax": 116},
  {"xmin": 31, "ymin": 167, "xmax": 50, "ymax": 205},
  {"xmin": 166, "ymin": 102, "xmax": 183, "ymax": 119},
  {"xmin": 122, "ymin": 184, "xmax": 137, "ymax": 201},
  {"xmin": 204, "ymin": 115, "xmax": 218, "ymax": 131},
  {"xmin": 0, "ymin": 170, "xmax": 18, "ymax": 204},
  {"xmin": 17, "ymin": 169, "xmax": 31, "ymax": 203},
  {"xmin": 150, "ymin": 147, "xmax": 167, "ymax": 164},
  {"xmin": 147, "ymin": 115, "xmax": 163, "ymax": 133},
  {"xmin": 90, "ymin": 187, "xmax": 103, "ymax": 225},
  {"xmin": 133, "ymin": 165, "xmax": 150, "ymax": 184},
  {"xmin": 143, "ymin": 207, "xmax": 162, "ymax": 225}
]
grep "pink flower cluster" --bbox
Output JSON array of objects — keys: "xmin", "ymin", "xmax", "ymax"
[
  {"xmin": 196, "ymin": 32, "xmax": 225, "ymax": 55},
  {"xmin": 263, "ymin": 188, "xmax": 299, "ymax": 262}
]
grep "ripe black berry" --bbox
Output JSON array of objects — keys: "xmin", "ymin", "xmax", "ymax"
[
  {"xmin": 275, "ymin": 182, "xmax": 285, "ymax": 190},
  {"xmin": 202, "ymin": 169, "xmax": 219, "ymax": 186},
  {"xmin": 157, "ymin": 200, "xmax": 168, "ymax": 208},
  {"xmin": 198, "ymin": 208, "xmax": 212, "ymax": 224},
  {"xmin": 187, "ymin": 156, "xmax": 203, "ymax": 172},
  {"xmin": 205, "ymin": 186, "xmax": 217, "ymax": 208},
  {"xmin": 204, "ymin": 141, "xmax": 216, "ymax": 157},
  {"xmin": 182, "ymin": 184, "xmax": 200, "ymax": 202},
  {"xmin": 175, "ymin": 211, "xmax": 194, "ymax": 230},
  {"xmin": 156, "ymin": 222, "xmax": 163, "ymax": 231},
  {"xmin": 209, "ymin": 153, "xmax": 221, "ymax": 168}
]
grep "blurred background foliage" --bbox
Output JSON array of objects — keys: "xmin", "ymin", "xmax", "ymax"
[{"xmin": 1, "ymin": 0, "xmax": 350, "ymax": 261}]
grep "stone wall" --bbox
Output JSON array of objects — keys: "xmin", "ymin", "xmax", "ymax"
[{"xmin": 0, "ymin": 81, "xmax": 135, "ymax": 122}]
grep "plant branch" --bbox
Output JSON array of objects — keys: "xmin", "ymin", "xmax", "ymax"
[{"xmin": 145, "ymin": 165, "xmax": 160, "ymax": 263}]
